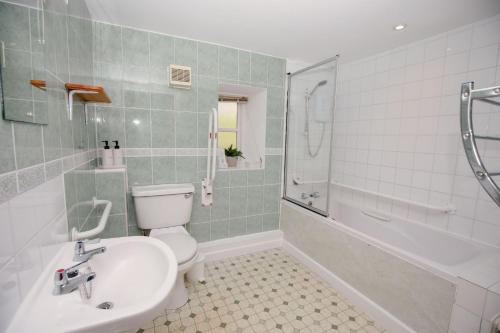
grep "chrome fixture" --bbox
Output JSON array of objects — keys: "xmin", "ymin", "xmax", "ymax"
[
  {"xmin": 53, "ymin": 261, "xmax": 96, "ymax": 296},
  {"xmin": 393, "ymin": 24, "xmax": 407, "ymax": 31},
  {"xmin": 74, "ymin": 239, "xmax": 106, "ymax": 262},
  {"xmin": 301, "ymin": 191, "xmax": 321, "ymax": 200},
  {"xmin": 460, "ymin": 82, "xmax": 500, "ymax": 206},
  {"xmin": 304, "ymin": 80, "xmax": 328, "ymax": 158}
]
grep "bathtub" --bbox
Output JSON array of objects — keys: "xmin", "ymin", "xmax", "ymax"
[
  {"xmin": 329, "ymin": 200, "xmax": 498, "ymax": 279},
  {"xmin": 280, "ymin": 200, "xmax": 500, "ymax": 333}
]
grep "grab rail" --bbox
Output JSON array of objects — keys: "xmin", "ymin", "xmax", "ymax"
[
  {"xmin": 71, "ymin": 197, "xmax": 112, "ymax": 240},
  {"xmin": 460, "ymin": 82, "xmax": 500, "ymax": 206},
  {"xmin": 331, "ymin": 182, "xmax": 456, "ymax": 214}
]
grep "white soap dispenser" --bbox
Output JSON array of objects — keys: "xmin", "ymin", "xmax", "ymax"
[
  {"xmin": 101, "ymin": 140, "xmax": 113, "ymax": 168},
  {"xmin": 112, "ymin": 140, "xmax": 123, "ymax": 167}
]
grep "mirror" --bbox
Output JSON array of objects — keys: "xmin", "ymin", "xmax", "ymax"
[{"xmin": 0, "ymin": 2, "xmax": 48, "ymax": 124}]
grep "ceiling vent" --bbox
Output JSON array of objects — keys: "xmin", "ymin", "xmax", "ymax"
[{"xmin": 169, "ymin": 65, "xmax": 192, "ymax": 89}]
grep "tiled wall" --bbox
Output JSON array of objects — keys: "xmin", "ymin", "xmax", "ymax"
[
  {"xmin": 0, "ymin": 1, "xmax": 96, "ymax": 330},
  {"xmin": 332, "ymin": 15, "xmax": 500, "ymax": 246},
  {"xmin": 92, "ymin": 22, "xmax": 286, "ymax": 241}
]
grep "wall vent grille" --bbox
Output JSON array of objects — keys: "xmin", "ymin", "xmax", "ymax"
[{"xmin": 169, "ymin": 65, "xmax": 192, "ymax": 89}]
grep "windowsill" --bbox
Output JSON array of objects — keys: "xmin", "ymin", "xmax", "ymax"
[{"xmin": 218, "ymin": 166, "xmax": 264, "ymax": 172}]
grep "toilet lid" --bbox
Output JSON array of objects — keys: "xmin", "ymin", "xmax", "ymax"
[{"xmin": 153, "ymin": 233, "xmax": 197, "ymax": 264}]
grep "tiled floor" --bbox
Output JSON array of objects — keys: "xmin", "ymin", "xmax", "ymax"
[{"xmin": 136, "ymin": 249, "xmax": 385, "ymax": 333}]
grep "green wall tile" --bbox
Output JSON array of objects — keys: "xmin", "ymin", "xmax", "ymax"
[
  {"xmin": 0, "ymin": 119, "xmax": 15, "ymax": 174},
  {"xmin": 151, "ymin": 110, "xmax": 175, "ymax": 148},
  {"xmin": 251, "ymin": 53, "xmax": 268, "ymax": 86},
  {"xmin": 263, "ymin": 184, "xmax": 281, "ymax": 213},
  {"xmin": 246, "ymin": 215, "xmax": 263, "ymax": 234},
  {"xmin": 100, "ymin": 214, "xmax": 127, "ymax": 238},
  {"xmin": 230, "ymin": 170, "xmax": 247, "ymax": 187},
  {"xmin": 128, "ymin": 225, "xmax": 143, "ymax": 236},
  {"xmin": 125, "ymin": 108, "xmax": 151, "ymax": 148},
  {"xmin": 124, "ymin": 90, "xmax": 150, "ymax": 108},
  {"xmin": 197, "ymin": 113, "xmax": 209, "ymax": 148},
  {"xmin": 97, "ymin": 107, "xmax": 125, "ymax": 148},
  {"xmin": 149, "ymin": 33, "xmax": 174, "ymax": 67},
  {"xmin": 94, "ymin": 22, "xmax": 122, "ymax": 64},
  {"xmin": 198, "ymin": 42, "xmax": 218, "ymax": 77},
  {"xmin": 175, "ymin": 112, "xmax": 197, "ymax": 147},
  {"xmin": 268, "ymin": 57, "xmax": 285, "ymax": 87},
  {"xmin": 191, "ymin": 184, "xmax": 211, "ymax": 223},
  {"xmin": 3, "ymin": 49, "xmax": 32, "ymax": 99},
  {"xmin": 263, "ymin": 213, "xmax": 279, "ymax": 231},
  {"xmin": 229, "ymin": 187, "xmax": 247, "ymax": 218},
  {"xmin": 151, "ymin": 92, "xmax": 174, "ymax": 110},
  {"xmin": 174, "ymin": 89, "xmax": 196, "ymax": 112},
  {"xmin": 238, "ymin": 50, "xmax": 251, "ymax": 83},
  {"xmin": 246, "ymin": 186, "xmax": 264, "ymax": 215},
  {"xmin": 14, "ymin": 123, "xmax": 43, "ymax": 169},
  {"xmin": 219, "ymin": 47, "xmax": 238, "ymax": 81},
  {"xmin": 96, "ymin": 172, "xmax": 126, "ymax": 214},
  {"xmin": 0, "ymin": 2, "xmax": 30, "ymax": 51},
  {"xmin": 211, "ymin": 220, "xmax": 228, "ymax": 240},
  {"xmin": 266, "ymin": 118, "xmax": 284, "ymax": 148},
  {"xmin": 267, "ymin": 87, "xmax": 285, "ymax": 118},
  {"xmin": 214, "ymin": 171, "xmax": 230, "ymax": 188},
  {"xmin": 126, "ymin": 157, "xmax": 152, "ymax": 186},
  {"xmin": 45, "ymin": 160, "xmax": 63, "ymax": 180},
  {"xmin": 197, "ymin": 76, "xmax": 218, "ymax": 113},
  {"xmin": 229, "ymin": 217, "xmax": 246, "ymax": 237},
  {"xmin": 152, "ymin": 156, "xmax": 175, "ymax": 184},
  {"xmin": 211, "ymin": 187, "xmax": 229, "ymax": 219},
  {"xmin": 190, "ymin": 222, "xmax": 210, "ymax": 242},
  {"xmin": 174, "ymin": 38, "xmax": 197, "ymax": 72},
  {"xmin": 175, "ymin": 156, "xmax": 198, "ymax": 183},
  {"xmin": 247, "ymin": 170, "xmax": 264, "ymax": 186},
  {"xmin": 122, "ymin": 28, "xmax": 149, "ymax": 66},
  {"xmin": 264, "ymin": 155, "xmax": 282, "ymax": 184}
]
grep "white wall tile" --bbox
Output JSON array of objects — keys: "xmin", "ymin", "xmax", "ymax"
[{"xmin": 483, "ymin": 290, "xmax": 500, "ymax": 321}]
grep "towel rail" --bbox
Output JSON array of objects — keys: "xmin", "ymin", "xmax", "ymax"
[{"xmin": 460, "ymin": 82, "xmax": 500, "ymax": 206}]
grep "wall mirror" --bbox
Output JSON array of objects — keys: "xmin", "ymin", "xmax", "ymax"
[{"xmin": 0, "ymin": 2, "xmax": 48, "ymax": 124}]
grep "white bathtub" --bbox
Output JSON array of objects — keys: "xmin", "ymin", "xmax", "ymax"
[{"xmin": 329, "ymin": 200, "xmax": 499, "ymax": 279}]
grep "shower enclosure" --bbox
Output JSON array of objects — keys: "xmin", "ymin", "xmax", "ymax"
[{"xmin": 283, "ymin": 56, "xmax": 338, "ymax": 215}]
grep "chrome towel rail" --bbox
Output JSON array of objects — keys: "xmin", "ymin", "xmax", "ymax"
[{"xmin": 460, "ymin": 82, "xmax": 500, "ymax": 206}]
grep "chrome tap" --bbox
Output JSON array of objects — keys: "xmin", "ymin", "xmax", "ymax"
[
  {"xmin": 73, "ymin": 239, "xmax": 106, "ymax": 262},
  {"xmin": 310, "ymin": 191, "xmax": 320, "ymax": 198},
  {"xmin": 53, "ymin": 261, "xmax": 96, "ymax": 295}
]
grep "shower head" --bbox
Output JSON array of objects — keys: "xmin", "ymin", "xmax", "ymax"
[{"xmin": 309, "ymin": 80, "xmax": 327, "ymax": 96}]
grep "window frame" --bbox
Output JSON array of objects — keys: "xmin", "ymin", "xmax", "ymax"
[{"xmin": 217, "ymin": 101, "xmax": 241, "ymax": 149}]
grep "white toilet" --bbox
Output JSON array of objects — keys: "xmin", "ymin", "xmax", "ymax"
[{"xmin": 131, "ymin": 183, "xmax": 205, "ymax": 309}]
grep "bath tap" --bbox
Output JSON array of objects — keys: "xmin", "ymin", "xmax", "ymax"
[
  {"xmin": 73, "ymin": 239, "xmax": 106, "ymax": 262},
  {"xmin": 310, "ymin": 191, "xmax": 320, "ymax": 198},
  {"xmin": 53, "ymin": 261, "xmax": 96, "ymax": 295}
]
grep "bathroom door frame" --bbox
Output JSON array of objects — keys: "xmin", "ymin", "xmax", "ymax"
[{"xmin": 282, "ymin": 55, "xmax": 339, "ymax": 217}]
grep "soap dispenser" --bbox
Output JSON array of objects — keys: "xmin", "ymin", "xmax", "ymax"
[
  {"xmin": 101, "ymin": 140, "xmax": 113, "ymax": 168},
  {"xmin": 112, "ymin": 140, "xmax": 123, "ymax": 167}
]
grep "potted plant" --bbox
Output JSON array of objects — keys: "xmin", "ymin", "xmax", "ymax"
[{"xmin": 224, "ymin": 145, "xmax": 244, "ymax": 168}]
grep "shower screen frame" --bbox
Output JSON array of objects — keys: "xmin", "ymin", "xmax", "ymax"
[{"xmin": 282, "ymin": 55, "xmax": 339, "ymax": 217}]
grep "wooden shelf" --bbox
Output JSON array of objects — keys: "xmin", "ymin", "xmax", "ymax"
[
  {"xmin": 30, "ymin": 79, "xmax": 46, "ymax": 91},
  {"xmin": 65, "ymin": 83, "xmax": 111, "ymax": 103}
]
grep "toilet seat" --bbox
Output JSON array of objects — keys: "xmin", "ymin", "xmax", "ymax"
[{"xmin": 152, "ymin": 232, "xmax": 198, "ymax": 265}]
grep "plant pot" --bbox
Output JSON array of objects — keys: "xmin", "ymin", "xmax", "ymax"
[{"xmin": 226, "ymin": 156, "xmax": 238, "ymax": 168}]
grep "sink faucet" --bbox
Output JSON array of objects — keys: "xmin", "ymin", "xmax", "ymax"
[
  {"xmin": 53, "ymin": 261, "xmax": 96, "ymax": 295},
  {"xmin": 73, "ymin": 239, "xmax": 106, "ymax": 262}
]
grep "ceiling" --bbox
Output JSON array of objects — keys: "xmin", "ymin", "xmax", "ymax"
[{"xmin": 20, "ymin": 0, "xmax": 500, "ymax": 63}]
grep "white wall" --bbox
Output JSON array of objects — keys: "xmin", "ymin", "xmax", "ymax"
[{"xmin": 331, "ymin": 15, "xmax": 500, "ymax": 246}]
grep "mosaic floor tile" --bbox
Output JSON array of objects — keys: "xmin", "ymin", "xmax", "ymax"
[{"xmin": 134, "ymin": 249, "xmax": 385, "ymax": 333}]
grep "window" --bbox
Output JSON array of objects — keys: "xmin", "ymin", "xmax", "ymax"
[{"xmin": 217, "ymin": 101, "xmax": 239, "ymax": 150}]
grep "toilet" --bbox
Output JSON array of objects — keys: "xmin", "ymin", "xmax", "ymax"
[{"xmin": 131, "ymin": 183, "xmax": 205, "ymax": 309}]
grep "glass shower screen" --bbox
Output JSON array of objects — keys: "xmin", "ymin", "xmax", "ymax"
[{"xmin": 283, "ymin": 57, "xmax": 338, "ymax": 215}]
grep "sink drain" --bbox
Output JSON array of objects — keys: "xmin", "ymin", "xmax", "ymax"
[{"xmin": 96, "ymin": 302, "xmax": 113, "ymax": 310}]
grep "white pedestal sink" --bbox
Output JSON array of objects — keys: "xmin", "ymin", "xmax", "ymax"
[{"xmin": 6, "ymin": 236, "xmax": 177, "ymax": 333}]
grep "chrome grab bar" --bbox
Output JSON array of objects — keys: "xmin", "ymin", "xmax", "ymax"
[{"xmin": 460, "ymin": 82, "xmax": 500, "ymax": 206}]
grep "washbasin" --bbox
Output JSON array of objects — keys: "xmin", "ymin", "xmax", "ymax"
[{"xmin": 6, "ymin": 236, "xmax": 177, "ymax": 333}]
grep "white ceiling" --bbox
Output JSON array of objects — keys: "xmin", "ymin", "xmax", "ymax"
[{"xmin": 73, "ymin": 0, "xmax": 500, "ymax": 62}]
